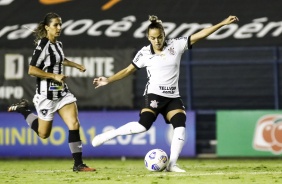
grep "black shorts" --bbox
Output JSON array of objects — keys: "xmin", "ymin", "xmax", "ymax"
[{"xmin": 140, "ymin": 94, "xmax": 185, "ymax": 123}]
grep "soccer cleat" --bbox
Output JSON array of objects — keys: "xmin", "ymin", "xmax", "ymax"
[
  {"xmin": 92, "ymin": 130, "xmax": 115, "ymax": 147},
  {"xmin": 166, "ymin": 164, "xmax": 186, "ymax": 172},
  {"xmin": 73, "ymin": 163, "xmax": 96, "ymax": 172},
  {"xmin": 8, "ymin": 99, "xmax": 29, "ymax": 113}
]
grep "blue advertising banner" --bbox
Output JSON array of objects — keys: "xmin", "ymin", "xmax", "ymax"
[{"xmin": 0, "ymin": 111, "xmax": 195, "ymax": 158}]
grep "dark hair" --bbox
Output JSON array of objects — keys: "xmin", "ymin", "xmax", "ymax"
[
  {"xmin": 33, "ymin": 12, "xmax": 61, "ymax": 44},
  {"xmin": 146, "ymin": 15, "xmax": 165, "ymax": 37}
]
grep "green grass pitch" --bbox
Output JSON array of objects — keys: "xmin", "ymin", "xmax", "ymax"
[{"xmin": 0, "ymin": 158, "xmax": 282, "ymax": 184}]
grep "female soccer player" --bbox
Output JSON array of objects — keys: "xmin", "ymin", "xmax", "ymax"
[
  {"xmin": 8, "ymin": 12, "xmax": 95, "ymax": 172},
  {"xmin": 92, "ymin": 15, "xmax": 239, "ymax": 172}
]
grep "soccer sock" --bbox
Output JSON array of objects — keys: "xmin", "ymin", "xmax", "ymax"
[
  {"xmin": 114, "ymin": 121, "xmax": 147, "ymax": 136},
  {"xmin": 169, "ymin": 127, "xmax": 186, "ymax": 167},
  {"xmin": 26, "ymin": 113, "xmax": 39, "ymax": 134},
  {"xmin": 69, "ymin": 130, "xmax": 83, "ymax": 166},
  {"xmin": 20, "ymin": 110, "xmax": 39, "ymax": 135},
  {"xmin": 93, "ymin": 121, "xmax": 147, "ymax": 146},
  {"xmin": 19, "ymin": 108, "xmax": 32, "ymax": 119}
]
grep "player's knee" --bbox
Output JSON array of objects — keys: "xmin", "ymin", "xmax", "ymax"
[
  {"xmin": 68, "ymin": 120, "xmax": 80, "ymax": 130},
  {"xmin": 39, "ymin": 132, "xmax": 50, "ymax": 139},
  {"xmin": 139, "ymin": 111, "xmax": 157, "ymax": 130},
  {"xmin": 170, "ymin": 113, "xmax": 186, "ymax": 129}
]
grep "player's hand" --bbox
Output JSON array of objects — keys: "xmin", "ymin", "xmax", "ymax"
[
  {"xmin": 77, "ymin": 65, "xmax": 86, "ymax": 72},
  {"xmin": 93, "ymin": 76, "xmax": 109, "ymax": 89},
  {"xmin": 54, "ymin": 74, "xmax": 68, "ymax": 86},
  {"xmin": 222, "ymin": 15, "xmax": 239, "ymax": 25}
]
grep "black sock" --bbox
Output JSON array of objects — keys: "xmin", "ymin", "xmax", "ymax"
[
  {"xmin": 69, "ymin": 130, "xmax": 83, "ymax": 166},
  {"xmin": 73, "ymin": 152, "xmax": 83, "ymax": 166},
  {"xmin": 22, "ymin": 111, "xmax": 39, "ymax": 135},
  {"xmin": 19, "ymin": 109, "xmax": 39, "ymax": 135},
  {"xmin": 30, "ymin": 119, "xmax": 39, "ymax": 135}
]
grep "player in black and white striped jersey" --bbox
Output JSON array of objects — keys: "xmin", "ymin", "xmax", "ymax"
[
  {"xmin": 30, "ymin": 36, "xmax": 69, "ymax": 100},
  {"xmin": 92, "ymin": 15, "xmax": 239, "ymax": 172},
  {"xmin": 8, "ymin": 12, "xmax": 95, "ymax": 172}
]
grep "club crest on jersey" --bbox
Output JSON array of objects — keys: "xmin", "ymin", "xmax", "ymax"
[
  {"xmin": 150, "ymin": 100, "xmax": 159, "ymax": 108},
  {"xmin": 40, "ymin": 109, "xmax": 48, "ymax": 116},
  {"xmin": 168, "ymin": 47, "xmax": 175, "ymax": 55}
]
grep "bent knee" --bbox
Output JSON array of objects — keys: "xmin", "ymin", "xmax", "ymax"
[
  {"xmin": 139, "ymin": 111, "xmax": 156, "ymax": 130},
  {"xmin": 38, "ymin": 133, "xmax": 50, "ymax": 139},
  {"xmin": 170, "ymin": 113, "xmax": 186, "ymax": 128}
]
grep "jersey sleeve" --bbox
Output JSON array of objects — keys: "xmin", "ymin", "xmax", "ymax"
[
  {"xmin": 132, "ymin": 49, "xmax": 146, "ymax": 69},
  {"xmin": 29, "ymin": 38, "xmax": 49, "ymax": 68},
  {"xmin": 174, "ymin": 36, "xmax": 192, "ymax": 53}
]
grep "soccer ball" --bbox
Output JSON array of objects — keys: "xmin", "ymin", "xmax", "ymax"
[{"xmin": 144, "ymin": 149, "xmax": 168, "ymax": 172}]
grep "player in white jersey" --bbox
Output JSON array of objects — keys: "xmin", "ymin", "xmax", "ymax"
[
  {"xmin": 92, "ymin": 15, "xmax": 239, "ymax": 172},
  {"xmin": 8, "ymin": 12, "xmax": 95, "ymax": 172}
]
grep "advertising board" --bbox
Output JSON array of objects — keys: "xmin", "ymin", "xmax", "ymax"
[
  {"xmin": 0, "ymin": 111, "xmax": 196, "ymax": 158},
  {"xmin": 217, "ymin": 110, "xmax": 282, "ymax": 157}
]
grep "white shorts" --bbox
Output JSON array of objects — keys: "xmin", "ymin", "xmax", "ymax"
[{"xmin": 33, "ymin": 92, "xmax": 77, "ymax": 121}]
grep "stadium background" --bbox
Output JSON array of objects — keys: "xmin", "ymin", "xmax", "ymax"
[{"xmin": 0, "ymin": 0, "xmax": 282, "ymax": 158}]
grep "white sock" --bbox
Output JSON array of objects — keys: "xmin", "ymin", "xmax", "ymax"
[
  {"xmin": 103, "ymin": 121, "xmax": 147, "ymax": 140},
  {"xmin": 115, "ymin": 121, "xmax": 147, "ymax": 136},
  {"xmin": 26, "ymin": 113, "xmax": 38, "ymax": 127},
  {"xmin": 169, "ymin": 127, "xmax": 186, "ymax": 167}
]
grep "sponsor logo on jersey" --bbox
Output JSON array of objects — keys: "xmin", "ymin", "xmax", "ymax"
[{"xmin": 159, "ymin": 86, "xmax": 176, "ymax": 94}]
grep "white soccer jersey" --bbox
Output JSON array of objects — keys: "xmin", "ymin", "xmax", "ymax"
[
  {"xmin": 132, "ymin": 36, "xmax": 192, "ymax": 98},
  {"xmin": 30, "ymin": 37, "xmax": 69, "ymax": 100}
]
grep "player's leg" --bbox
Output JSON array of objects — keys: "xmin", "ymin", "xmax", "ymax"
[
  {"xmin": 8, "ymin": 99, "xmax": 52, "ymax": 138},
  {"xmin": 165, "ymin": 98, "xmax": 187, "ymax": 172},
  {"xmin": 58, "ymin": 101, "xmax": 95, "ymax": 172},
  {"xmin": 92, "ymin": 109, "xmax": 156, "ymax": 147}
]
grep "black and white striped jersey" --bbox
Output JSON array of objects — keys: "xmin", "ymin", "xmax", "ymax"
[
  {"xmin": 132, "ymin": 36, "xmax": 192, "ymax": 98},
  {"xmin": 30, "ymin": 37, "xmax": 69, "ymax": 100}
]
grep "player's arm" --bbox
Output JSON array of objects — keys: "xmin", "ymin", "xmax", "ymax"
[
  {"xmin": 190, "ymin": 15, "xmax": 239, "ymax": 45},
  {"xmin": 93, "ymin": 63, "xmax": 136, "ymax": 89},
  {"xmin": 28, "ymin": 65, "xmax": 66, "ymax": 83},
  {"xmin": 63, "ymin": 58, "xmax": 86, "ymax": 72}
]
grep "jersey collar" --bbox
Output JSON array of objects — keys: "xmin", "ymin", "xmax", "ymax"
[{"xmin": 149, "ymin": 41, "xmax": 168, "ymax": 55}]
